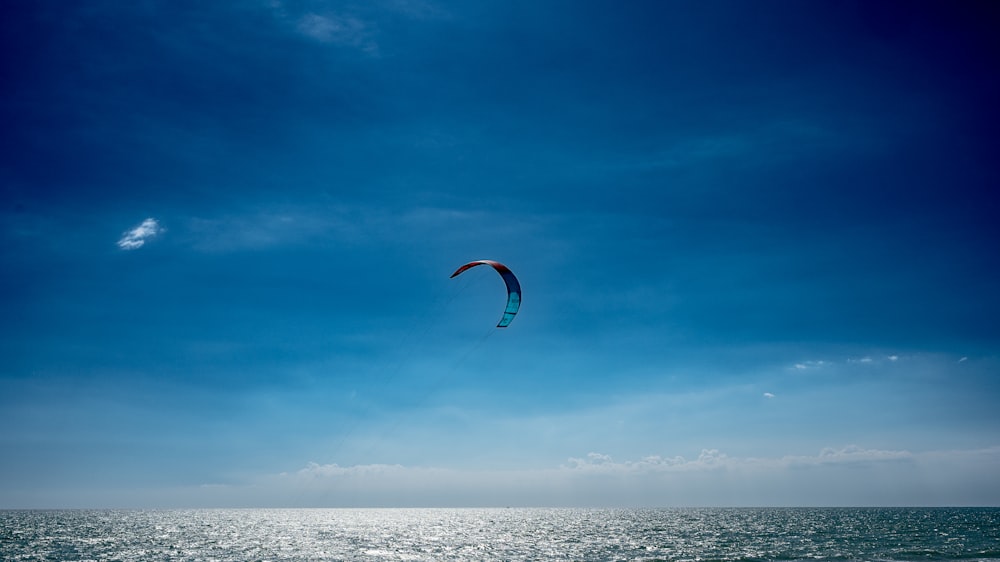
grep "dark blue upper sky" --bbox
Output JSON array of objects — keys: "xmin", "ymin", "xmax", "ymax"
[{"xmin": 2, "ymin": 0, "xmax": 999, "ymax": 507}]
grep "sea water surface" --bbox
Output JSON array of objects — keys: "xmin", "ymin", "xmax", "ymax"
[{"xmin": 2, "ymin": 508, "xmax": 998, "ymax": 561}]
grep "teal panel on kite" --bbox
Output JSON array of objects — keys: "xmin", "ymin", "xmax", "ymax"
[{"xmin": 450, "ymin": 260, "xmax": 521, "ymax": 327}]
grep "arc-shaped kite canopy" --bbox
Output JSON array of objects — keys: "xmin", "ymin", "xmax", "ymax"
[{"xmin": 450, "ymin": 259, "xmax": 521, "ymax": 327}]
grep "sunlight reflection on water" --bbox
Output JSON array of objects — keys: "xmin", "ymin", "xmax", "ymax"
[{"xmin": 1, "ymin": 507, "xmax": 999, "ymax": 561}]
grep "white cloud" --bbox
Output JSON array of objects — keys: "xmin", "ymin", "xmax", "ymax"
[
  {"xmin": 763, "ymin": 392, "xmax": 775, "ymax": 398},
  {"xmin": 37, "ymin": 445, "xmax": 1000, "ymax": 508},
  {"xmin": 791, "ymin": 354, "xmax": 926, "ymax": 370},
  {"xmin": 796, "ymin": 445, "xmax": 913, "ymax": 465},
  {"xmin": 793, "ymin": 360, "xmax": 826, "ymax": 370},
  {"xmin": 277, "ymin": 446, "xmax": 991, "ymax": 507},
  {"xmin": 117, "ymin": 218, "xmax": 163, "ymax": 250},
  {"xmin": 561, "ymin": 446, "xmax": 912, "ymax": 475}
]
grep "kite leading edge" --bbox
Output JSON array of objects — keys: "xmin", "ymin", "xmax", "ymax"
[{"xmin": 450, "ymin": 260, "xmax": 521, "ymax": 328}]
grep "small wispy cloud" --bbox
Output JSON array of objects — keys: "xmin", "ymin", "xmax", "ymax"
[
  {"xmin": 563, "ymin": 445, "xmax": 913, "ymax": 475},
  {"xmin": 794, "ymin": 355, "xmax": 909, "ymax": 370},
  {"xmin": 763, "ymin": 392, "xmax": 775, "ymax": 399},
  {"xmin": 793, "ymin": 360, "xmax": 826, "ymax": 370},
  {"xmin": 294, "ymin": 461, "xmax": 409, "ymax": 478},
  {"xmin": 117, "ymin": 218, "xmax": 163, "ymax": 250},
  {"xmin": 269, "ymin": 1, "xmax": 380, "ymax": 53},
  {"xmin": 298, "ymin": 13, "xmax": 365, "ymax": 43},
  {"xmin": 186, "ymin": 209, "xmax": 363, "ymax": 252},
  {"xmin": 611, "ymin": 117, "xmax": 875, "ymax": 175}
]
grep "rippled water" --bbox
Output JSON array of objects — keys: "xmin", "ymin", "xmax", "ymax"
[{"xmin": 2, "ymin": 508, "xmax": 998, "ymax": 561}]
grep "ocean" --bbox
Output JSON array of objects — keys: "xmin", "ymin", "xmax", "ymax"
[{"xmin": 1, "ymin": 507, "xmax": 998, "ymax": 561}]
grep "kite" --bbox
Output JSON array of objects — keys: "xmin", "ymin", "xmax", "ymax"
[{"xmin": 450, "ymin": 260, "xmax": 521, "ymax": 327}]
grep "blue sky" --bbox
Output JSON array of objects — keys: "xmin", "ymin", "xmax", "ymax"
[{"xmin": 2, "ymin": 0, "xmax": 999, "ymax": 508}]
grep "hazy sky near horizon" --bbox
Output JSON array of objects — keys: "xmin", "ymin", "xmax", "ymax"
[{"xmin": 2, "ymin": 0, "xmax": 999, "ymax": 508}]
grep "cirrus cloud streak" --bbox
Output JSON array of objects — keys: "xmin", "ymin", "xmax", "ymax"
[{"xmin": 91, "ymin": 445, "xmax": 995, "ymax": 509}]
